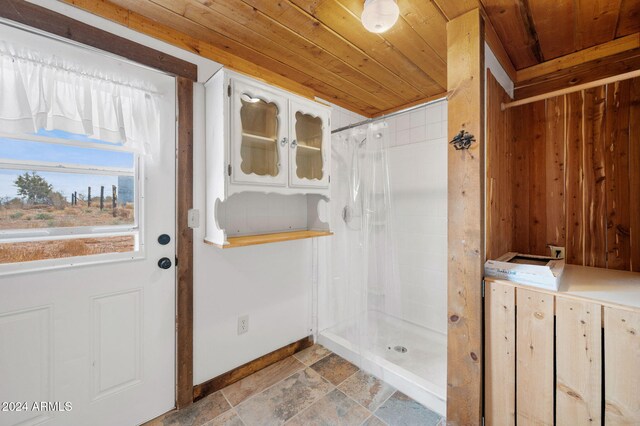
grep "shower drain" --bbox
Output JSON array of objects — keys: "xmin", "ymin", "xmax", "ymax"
[{"xmin": 390, "ymin": 345, "xmax": 408, "ymax": 354}]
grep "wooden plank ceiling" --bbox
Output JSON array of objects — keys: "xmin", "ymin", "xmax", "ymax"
[{"xmin": 62, "ymin": 0, "xmax": 640, "ymax": 117}]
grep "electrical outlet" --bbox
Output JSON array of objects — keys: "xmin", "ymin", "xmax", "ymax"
[
  {"xmin": 549, "ymin": 245, "xmax": 565, "ymax": 259},
  {"xmin": 237, "ymin": 315, "xmax": 249, "ymax": 335}
]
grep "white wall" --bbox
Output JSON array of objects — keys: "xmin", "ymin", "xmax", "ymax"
[
  {"xmin": 485, "ymin": 42, "xmax": 514, "ymax": 98},
  {"xmin": 28, "ymin": 0, "xmax": 316, "ymax": 386},
  {"xmin": 192, "ymin": 84, "xmax": 314, "ymax": 383}
]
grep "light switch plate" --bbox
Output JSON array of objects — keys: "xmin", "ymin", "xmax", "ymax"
[{"xmin": 188, "ymin": 209, "xmax": 200, "ymax": 229}]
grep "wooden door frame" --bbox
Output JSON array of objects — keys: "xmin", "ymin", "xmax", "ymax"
[{"xmin": 0, "ymin": 0, "xmax": 197, "ymax": 409}]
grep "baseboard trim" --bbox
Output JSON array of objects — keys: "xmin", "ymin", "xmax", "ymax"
[{"xmin": 193, "ymin": 335, "xmax": 314, "ymax": 402}]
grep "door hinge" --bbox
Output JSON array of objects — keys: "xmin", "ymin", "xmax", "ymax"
[
  {"xmin": 175, "ymin": 256, "xmax": 179, "ymax": 267},
  {"xmin": 328, "ymin": 175, "xmax": 331, "ymax": 183},
  {"xmin": 481, "ymin": 279, "xmax": 485, "ymax": 298},
  {"xmin": 227, "ymin": 84, "xmax": 231, "ymax": 97},
  {"xmin": 228, "ymin": 164, "xmax": 232, "ymax": 176}
]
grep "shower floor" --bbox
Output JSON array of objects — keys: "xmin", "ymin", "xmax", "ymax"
[{"xmin": 318, "ymin": 310, "xmax": 447, "ymax": 416}]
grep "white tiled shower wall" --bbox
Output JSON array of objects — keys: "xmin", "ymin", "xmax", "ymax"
[
  {"xmin": 386, "ymin": 101, "xmax": 448, "ymax": 335},
  {"xmin": 325, "ymin": 101, "xmax": 448, "ymax": 336}
]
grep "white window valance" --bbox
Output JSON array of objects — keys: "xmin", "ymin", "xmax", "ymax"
[{"xmin": 0, "ymin": 42, "xmax": 161, "ymax": 154}]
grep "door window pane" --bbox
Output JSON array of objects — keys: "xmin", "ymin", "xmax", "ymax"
[
  {"xmin": 295, "ymin": 112, "xmax": 324, "ymax": 180},
  {"xmin": 0, "ymin": 133, "xmax": 139, "ymax": 266},
  {"xmin": 239, "ymin": 95, "xmax": 280, "ymax": 177},
  {"xmin": 0, "ymin": 170, "xmax": 135, "ymax": 230}
]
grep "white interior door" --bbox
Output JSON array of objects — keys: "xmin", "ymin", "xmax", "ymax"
[{"xmin": 0, "ymin": 26, "xmax": 176, "ymax": 426}]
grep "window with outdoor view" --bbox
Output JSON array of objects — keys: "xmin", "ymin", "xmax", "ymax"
[
  {"xmin": 0, "ymin": 131, "xmax": 139, "ymax": 264},
  {"xmin": 0, "ymin": 34, "xmax": 160, "ymax": 269}
]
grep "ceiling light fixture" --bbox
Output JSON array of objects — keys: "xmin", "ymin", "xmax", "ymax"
[{"xmin": 361, "ymin": 0, "xmax": 399, "ymax": 33}]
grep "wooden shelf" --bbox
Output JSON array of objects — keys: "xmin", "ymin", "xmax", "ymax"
[{"xmin": 205, "ymin": 230, "xmax": 333, "ymax": 249}]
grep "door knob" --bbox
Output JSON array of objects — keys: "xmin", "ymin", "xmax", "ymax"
[
  {"xmin": 158, "ymin": 234, "xmax": 171, "ymax": 245},
  {"xmin": 158, "ymin": 257, "xmax": 172, "ymax": 270}
]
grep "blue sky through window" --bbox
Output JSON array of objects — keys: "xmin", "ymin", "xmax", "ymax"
[{"xmin": 0, "ymin": 130, "xmax": 133, "ymax": 201}]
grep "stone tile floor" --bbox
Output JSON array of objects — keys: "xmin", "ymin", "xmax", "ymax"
[{"xmin": 147, "ymin": 344, "xmax": 444, "ymax": 426}]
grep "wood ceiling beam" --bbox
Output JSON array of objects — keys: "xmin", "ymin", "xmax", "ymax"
[
  {"xmin": 515, "ymin": 47, "xmax": 640, "ymax": 99},
  {"xmin": 517, "ymin": 33, "xmax": 640, "ymax": 83},
  {"xmin": 290, "ymin": 0, "xmax": 443, "ymax": 95},
  {"xmin": 237, "ymin": 0, "xmax": 426, "ymax": 105},
  {"xmin": 62, "ymin": 0, "xmax": 376, "ymax": 116}
]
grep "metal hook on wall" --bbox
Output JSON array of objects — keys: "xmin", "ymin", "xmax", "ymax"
[{"xmin": 449, "ymin": 130, "xmax": 476, "ymax": 150}]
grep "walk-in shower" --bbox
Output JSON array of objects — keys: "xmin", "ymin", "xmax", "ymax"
[{"xmin": 317, "ymin": 100, "xmax": 448, "ymax": 416}]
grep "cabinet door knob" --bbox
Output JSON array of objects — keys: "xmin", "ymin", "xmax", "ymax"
[
  {"xmin": 290, "ymin": 139, "xmax": 298, "ymax": 148},
  {"xmin": 280, "ymin": 137, "xmax": 288, "ymax": 146}
]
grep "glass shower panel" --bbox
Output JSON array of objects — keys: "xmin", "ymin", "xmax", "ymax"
[
  {"xmin": 294, "ymin": 111, "xmax": 324, "ymax": 180},
  {"xmin": 239, "ymin": 96, "xmax": 280, "ymax": 176}
]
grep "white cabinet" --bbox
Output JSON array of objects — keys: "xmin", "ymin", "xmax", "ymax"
[
  {"xmin": 224, "ymin": 73, "xmax": 330, "ymax": 193},
  {"xmin": 205, "ymin": 69, "xmax": 332, "ymax": 247}
]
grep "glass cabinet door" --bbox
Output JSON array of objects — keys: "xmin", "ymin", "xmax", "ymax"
[
  {"xmin": 289, "ymin": 101, "xmax": 329, "ymax": 188},
  {"xmin": 230, "ymin": 79, "xmax": 288, "ymax": 186}
]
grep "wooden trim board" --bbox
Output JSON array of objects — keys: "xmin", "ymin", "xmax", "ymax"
[
  {"xmin": 0, "ymin": 0, "xmax": 197, "ymax": 81},
  {"xmin": 205, "ymin": 230, "xmax": 333, "ymax": 249},
  {"xmin": 192, "ymin": 336, "xmax": 314, "ymax": 402},
  {"xmin": 515, "ymin": 47, "xmax": 640, "ymax": 100},
  {"xmin": 176, "ymin": 77, "xmax": 194, "ymax": 408},
  {"xmin": 517, "ymin": 33, "xmax": 640, "ymax": 83},
  {"xmin": 372, "ymin": 92, "xmax": 448, "ymax": 118},
  {"xmin": 446, "ymin": 8, "xmax": 485, "ymax": 425}
]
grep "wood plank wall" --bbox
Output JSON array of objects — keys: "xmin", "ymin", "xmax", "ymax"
[
  {"xmin": 486, "ymin": 70, "xmax": 514, "ymax": 260},
  {"xmin": 487, "ymin": 76, "xmax": 640, "ymax": 272}
]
